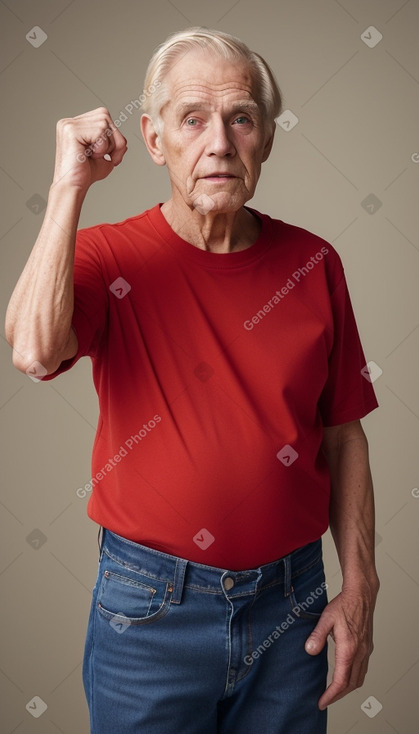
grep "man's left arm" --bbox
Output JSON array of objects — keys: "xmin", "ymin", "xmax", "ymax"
[{"xmin": 305, "ymin": 419, "xmax": 380, "ymax": 710}]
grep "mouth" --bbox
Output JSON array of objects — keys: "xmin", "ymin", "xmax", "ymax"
[{"xmin": 203, "ymin": 174, "xmax": 236, "ymax": 181}]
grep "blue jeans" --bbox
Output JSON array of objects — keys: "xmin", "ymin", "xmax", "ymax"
[{"xmin": 83, "ymin": 530, "xmax": 328, "ymax": 733}]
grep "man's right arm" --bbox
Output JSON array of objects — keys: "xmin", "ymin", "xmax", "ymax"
[{"xmin": 5, "ymin": 107, "xmax": 127, "ymax": 375}]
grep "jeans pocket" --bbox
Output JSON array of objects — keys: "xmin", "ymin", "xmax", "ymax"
[
  {"xmin": 289, "ymin": 558, "xmax": 328, "ymax": 621},
  {"xmin": 96, "ymin": 553, "xmax": 172, "ymax": 626}
]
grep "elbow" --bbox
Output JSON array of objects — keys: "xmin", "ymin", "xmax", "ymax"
[
  {"xmin": 11, "ymin": 348, "xmax": 57, "ymax": 378},
  {"xmin": 3, "ymin": 320, "xmax": 33, "ymax": 375},
  {"xmin": 9, "ymin": 330, "xmax": 76, "ymax": 377},
  {"xmin": 3, "ymin": 311, "xmax": 39, "ymax": 374},
  {"xmin": 5, "ymin": 309, "xmax": 70, "ymax": 377},
  {"xmin": 8, "ymin": 338, "xmax": 64, "ymax": 377}
]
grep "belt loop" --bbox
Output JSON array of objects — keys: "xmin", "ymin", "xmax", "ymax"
[
  {"xmin": 170, "ymin": 558, "xmax": 188, "ymax": 604},
  {"xmin": 97, "ymin": 526, "xmax": 104, "ymax": 556},
  {"xmin": 283, "ymin": 554, "xmax": 293, "ymax": 597}
]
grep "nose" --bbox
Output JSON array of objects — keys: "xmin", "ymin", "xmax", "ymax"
[{"xmin": 205, "ymin": 114, "xmax": 236, "ymax": 157}]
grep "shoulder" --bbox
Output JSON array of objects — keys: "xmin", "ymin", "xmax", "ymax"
[
  {"xmin": 251, "ymin": 208, "xmax": 345, "ymax": 287},
  {"xmin": 77, "ymin": 206, "xmax": 153, "ymax": 243},
  {"xmin": 74, "ymin": 205, "xmax": 161, "ymax": 265}
]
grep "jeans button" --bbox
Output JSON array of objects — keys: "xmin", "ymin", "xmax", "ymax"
[{"xmin": 224, "ymin": 576, "xmax": 235, "ymax": 591}]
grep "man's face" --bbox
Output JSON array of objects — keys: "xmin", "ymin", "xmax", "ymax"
[{"xmin": 155, "ymin": 50, "xmax": 274, "ymax": 214}]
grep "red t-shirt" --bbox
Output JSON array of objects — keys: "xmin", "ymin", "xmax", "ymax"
[{"xmin": 46, "ymin": 204, "xmax": 378, "ymax": 569}]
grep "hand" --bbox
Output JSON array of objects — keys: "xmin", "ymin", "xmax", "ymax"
[
  {"xmin": 305, "ymin": 587, "xmax": 377, "ymax": 710},
  {"xmin": 52, "ymin": 107, "xmax": 128, "ymax": 193}
]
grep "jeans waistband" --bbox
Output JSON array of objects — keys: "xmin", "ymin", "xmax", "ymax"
[{"xmin": 100, "ymin": 530, "xmax": 323, "ymax": 604}]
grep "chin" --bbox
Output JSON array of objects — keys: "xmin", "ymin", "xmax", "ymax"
[{"xmin": 192, "ymin": 190, "xmax": 247, "ymax": 215}]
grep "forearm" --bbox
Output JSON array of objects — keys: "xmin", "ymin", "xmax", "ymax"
[
  {"xmin": 5, "ymin": 182, "xmax": 85, "ymax": 374},
  {"xmin": 307, "ymin": 422, "xmax": 379, "ymax": 707},
  {"xmin": 325, "ymin": 423, "xmax": 380, "ymax": 594}
]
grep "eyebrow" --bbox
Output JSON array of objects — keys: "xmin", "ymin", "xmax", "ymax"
[{"xmin": 174, "ymin": 100, "xmax": 261, "ymax": 118}]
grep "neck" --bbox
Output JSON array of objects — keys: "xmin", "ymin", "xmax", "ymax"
[{"xmin": 161, "ymin": 199, "xmax": 260, "ymax": 254}]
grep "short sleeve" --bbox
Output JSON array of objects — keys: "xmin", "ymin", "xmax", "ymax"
[
  {"xmin": 43, "ymin": 227, "xmax": 109, "ymax": 379},
  {"xmin": 318, "ymin": 274, "xmax": 378, "ymax": 426}
]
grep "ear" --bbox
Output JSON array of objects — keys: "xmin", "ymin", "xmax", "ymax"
[
  {"xmin": 140, "ymin": 114, "xmax": 166, "ymax": 166},
  {"xmin": 261, "ymin": 125, "xmax": 276, "ymax": 163}
]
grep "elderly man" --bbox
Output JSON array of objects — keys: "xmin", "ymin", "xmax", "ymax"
[{"xmin": 6, "ymin": 27, "xmax": 379, "ymax": 734}]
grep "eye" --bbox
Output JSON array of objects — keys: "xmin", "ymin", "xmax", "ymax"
[
  {"xmin": 186, "ymin": 117, "xmax": 198, "ymax": 126},
  {"xmin": 234, "ymin": 116, "xmax": 251, "ymax": 125}
]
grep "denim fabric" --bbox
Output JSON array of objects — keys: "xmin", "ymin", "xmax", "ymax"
[{"xmin": 83, "ymin": 530, "xmax": 328, "ymax": 733}]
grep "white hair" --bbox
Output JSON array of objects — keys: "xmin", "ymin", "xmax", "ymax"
[{"xmin": 141, "ymin": 27, "xmax": 282, "ymax": 134}]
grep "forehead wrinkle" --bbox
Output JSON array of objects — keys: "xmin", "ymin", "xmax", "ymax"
[
  {"xmin": 171, "ymin": 83, "xmax": 253, "ymax": 99},
  {"xmin": 174, "ymin": 99, "xmax": 260, "ymax": 115},
  {"xmin": 170, "ymin": 75, "xmax": 255, "ymax": 96},
  {"xmin": 170, "ymin": 82, "xmax": 259, "ymax": 119}
]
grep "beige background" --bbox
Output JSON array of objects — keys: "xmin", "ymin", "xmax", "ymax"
[{"xmin": 1, "ymin": 0, "xmax": 418, "ymax": 732}]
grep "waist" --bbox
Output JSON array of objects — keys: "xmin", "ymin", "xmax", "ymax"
[{"xmin": 100, "ymin": 529, "xmax": 323, "ymax": 597}]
